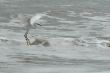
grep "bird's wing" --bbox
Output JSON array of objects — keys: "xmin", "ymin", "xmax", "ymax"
[{"xmin": 30, "ymin": 13, "xmax": 45, "ymax": 25}]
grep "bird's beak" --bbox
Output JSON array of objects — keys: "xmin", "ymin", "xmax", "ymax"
[
  {"xmin": 33, "ymin": 23, "xmax": 42, "ymax": 28},
  {"xmin": 36, "ymin": 23, "xmax": 42, "ymax": 26}
]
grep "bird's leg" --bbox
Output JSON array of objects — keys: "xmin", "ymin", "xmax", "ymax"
[{"xmin": 24, "ymin": 31, "xmax": 30, "ymax": 46}]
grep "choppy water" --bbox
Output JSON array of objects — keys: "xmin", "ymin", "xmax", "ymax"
[{"xmin": 1, "ymin": 0, "xmax": 110, "ymax": 73}]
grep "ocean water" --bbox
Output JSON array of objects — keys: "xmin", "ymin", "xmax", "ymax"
[{"xmin": 1, "ymin": 0, "xmax": 110, "ymax": 73}]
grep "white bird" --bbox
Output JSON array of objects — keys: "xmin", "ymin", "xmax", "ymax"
[{"xmin": 14, "ymin": 13, "xmax": 45, "ymax": 45}]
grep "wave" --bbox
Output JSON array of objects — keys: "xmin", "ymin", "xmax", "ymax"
[
  {"xmin": 0, "ymin": 36, "xmax": 23, "ymax": 45},
  {"xmin": 1, "ymin": 11, "xmax": 110, "ymax": 48},
  {"xmin": 82, "ymin": 16, "xmax": 110, "ymax": 22},
  {"xmin": 0, "ymin": 36, "xmax": 109, "ymax": 48},
  {"xmin": 58, "ymin": 20, "xmax": 76, "ymax": 24}
]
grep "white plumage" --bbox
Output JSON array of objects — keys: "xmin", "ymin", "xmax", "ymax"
[
  {"xmin": 30, "ymin": 13, "xmax": 45, "ymax": 25},
  {"xmin": 14, "ymin": 13, "xmax": 44, "ymax": 45}
]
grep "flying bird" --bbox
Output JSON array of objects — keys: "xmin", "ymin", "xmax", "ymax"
[{"xmin": 14, "ymin": 13, "xmax": 45, "ymax": 45}]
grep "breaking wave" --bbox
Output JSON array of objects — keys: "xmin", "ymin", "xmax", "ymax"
[{"xmin": 0, "ymin": 36, "xmax": 109, "ymax": 48}]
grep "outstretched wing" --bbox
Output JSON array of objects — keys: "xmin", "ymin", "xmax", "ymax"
[{"xmin": 30, "ymin": 13, "xmax": 45, "ymax": 25}]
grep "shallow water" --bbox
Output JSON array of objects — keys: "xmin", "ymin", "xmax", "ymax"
[{"xmin": 1, "ymin": 0, "xmax": 110, "ymax": 73}]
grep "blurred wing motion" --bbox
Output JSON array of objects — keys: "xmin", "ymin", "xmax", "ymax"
[{"xmin": 30, "ymin": 13, "xmax": 45, "ymax": 25}]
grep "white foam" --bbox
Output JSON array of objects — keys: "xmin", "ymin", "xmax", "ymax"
[
  {"xmin": 67, "ymin": 11, "xmax": 77, "ymax": 17},
  {"xmin": 0, "ymin": 34, "xmax": 24, "ymax": 45},
  {"xmin": 82, "ymin": 16, "xmax": 110, "ymax": 21},
  {"xmin": 46, "ymin": 15, "xmax": 65, "ymax": 20},
  {"xmin": 44, "ymin": 10, "xmax": 66, "ymax": 20},
  {"xmin": 58, "ymin": 20, "xmax": 76, "ymax": 24}
]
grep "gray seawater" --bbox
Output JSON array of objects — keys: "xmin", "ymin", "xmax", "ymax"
[{"xmin": 1, "ymin": 0, "xmax": 110, "ymax": 73}]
